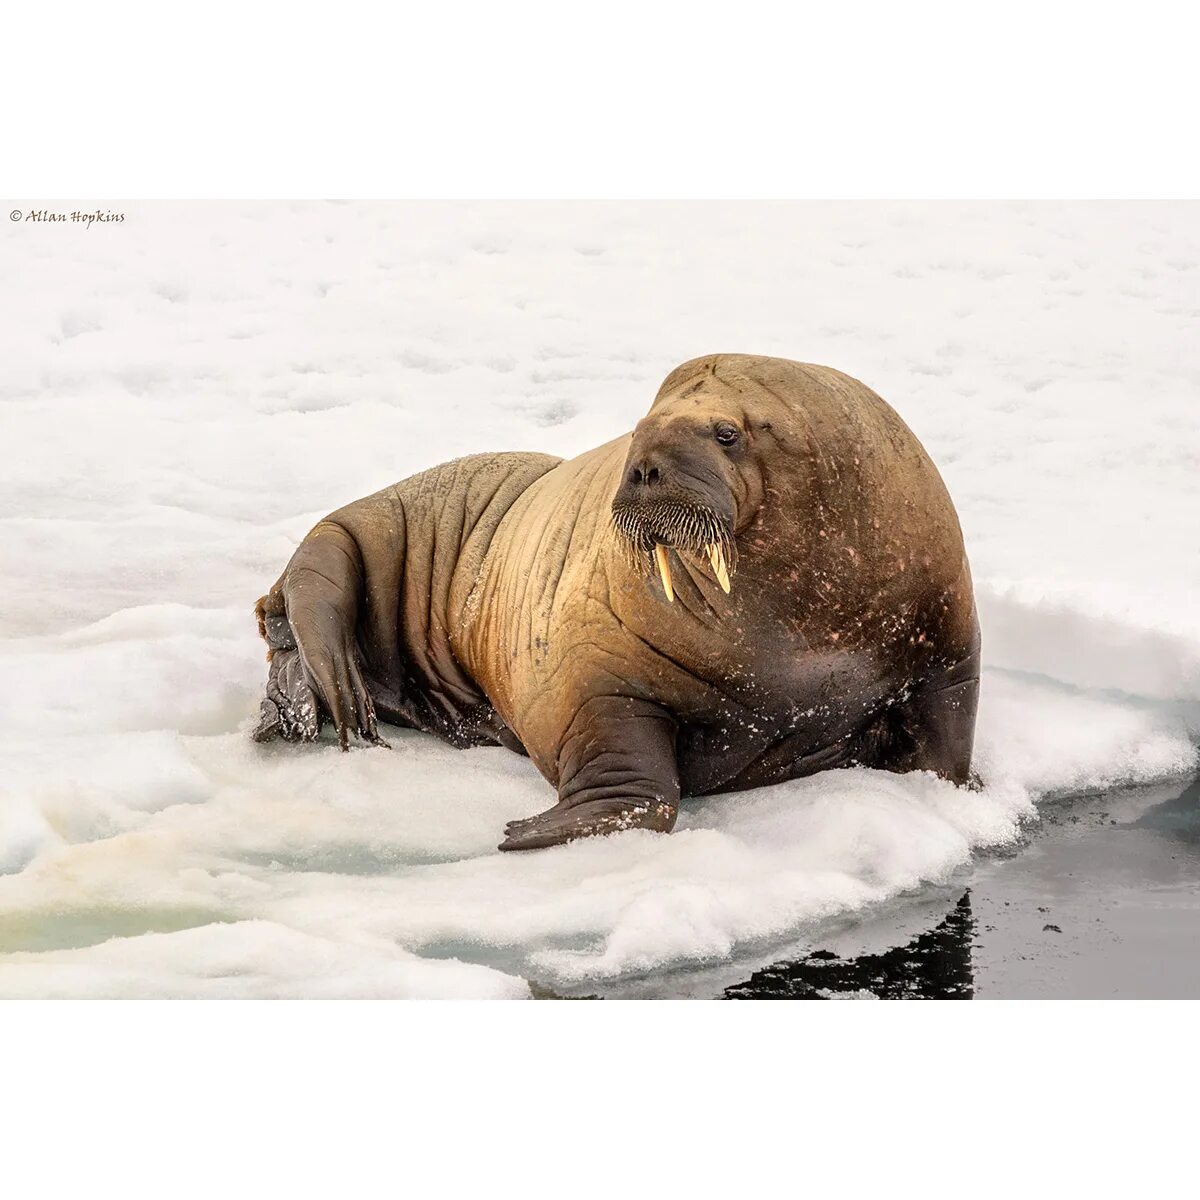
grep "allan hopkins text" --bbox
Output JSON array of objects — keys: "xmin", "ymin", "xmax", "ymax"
[{"xmin": 11, "ymin": 209, "xmax": 126, "ymax": 227}]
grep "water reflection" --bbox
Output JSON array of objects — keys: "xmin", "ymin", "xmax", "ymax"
[
  {"xmin": 1130, "ymin": 773, "xmax": 1200, "ymax": 844},
  {"xmin": 724, "ymin": 891, "xmax": 976, "ymax": 1000}
]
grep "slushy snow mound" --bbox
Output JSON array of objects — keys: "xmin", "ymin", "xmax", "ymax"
[{"xmin": 1, "ymin": 201, "xmax": 1197, "ymax": 997}]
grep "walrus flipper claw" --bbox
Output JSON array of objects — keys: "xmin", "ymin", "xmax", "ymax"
[
  {"xmin": 499, "ymin": 796, "xmax": 678, "ymax": 851},
  {"xmin": 294, "ymin": 629, "xmax": 383, "ymax": 750}
]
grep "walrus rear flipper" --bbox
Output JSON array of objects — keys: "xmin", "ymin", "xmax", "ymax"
[
  {"xmin": 253, "ymin": 647, "xmax": 323, "ymax": 743},
  {"xmin": 867, "ymin": 651, "xmax": 981, "ymax": 787},
  {"xmin": 253, "ymin": 519, "xmax": 382, "ymax": 750}
]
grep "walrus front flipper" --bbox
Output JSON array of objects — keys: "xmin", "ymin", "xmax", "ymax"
[
  {"xmin": 255, "ymin": 519, "xmax": 381, "ymax": 751},
  {"xmin": 499, "ymin": 697, "xmax": 680, "ymax": 851}
]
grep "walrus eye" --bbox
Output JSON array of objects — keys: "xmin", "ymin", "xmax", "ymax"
[{"xmin": 714, "ymin": 421, "xmax": 740, "ymax": 446}]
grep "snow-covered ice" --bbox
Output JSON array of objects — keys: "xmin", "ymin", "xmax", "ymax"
[{"xmin": 1, "ymin": 201, "xmax": 1197, "ymax": 997}]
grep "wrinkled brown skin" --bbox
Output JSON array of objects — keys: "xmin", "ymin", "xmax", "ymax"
[{"xmin": 253, "ymin": 355, "xmax": 980, "ymax": 851}]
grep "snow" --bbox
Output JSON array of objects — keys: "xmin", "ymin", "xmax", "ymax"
[{"xmin": 1, "ymin": 201, "xmax": 1197, "ymax": 997}]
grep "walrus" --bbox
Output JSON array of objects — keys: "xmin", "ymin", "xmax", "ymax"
[{"xmin": 252, "ymin": 354, "xmax": 980, "ymax": 851}]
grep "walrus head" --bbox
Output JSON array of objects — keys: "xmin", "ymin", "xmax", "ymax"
[{"xmin": 612, "ymin": 366, "xmax": 769, "ymax": 601}]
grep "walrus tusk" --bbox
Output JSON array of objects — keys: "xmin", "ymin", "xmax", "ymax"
[
  {"xmin": 707, "ymin": 543, "xmax": 731, "ymax": 594},
  {"xmin": 654, "ymin": 543, "xmax": 675, "ymax": 602}
]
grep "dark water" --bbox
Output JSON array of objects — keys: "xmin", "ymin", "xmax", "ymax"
[
  {"xmin": 571, "ymin": 772, "xmax": 1200, "ymax": 999},
  {"xmin": 725, "ymin": 892, "xmax": 976, "ymax": 999}
]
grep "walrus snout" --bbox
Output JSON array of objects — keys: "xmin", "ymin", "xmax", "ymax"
[
  {"xmin": 613, "ymin": 445, "xmax": 729, "ymax": 521},
  {"xmin": 626, "ymin": 457, "xmax": 664, "ymax": 488}
]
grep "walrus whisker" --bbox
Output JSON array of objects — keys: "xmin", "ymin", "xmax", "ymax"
[{"xmin": 610, "ymin": 499, "xmax": 737, "ymax": 597}]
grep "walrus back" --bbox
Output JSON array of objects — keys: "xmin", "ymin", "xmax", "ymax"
[{"xmin": 342, "ymin": 451, "xmax": 563, "ymax": 736}]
